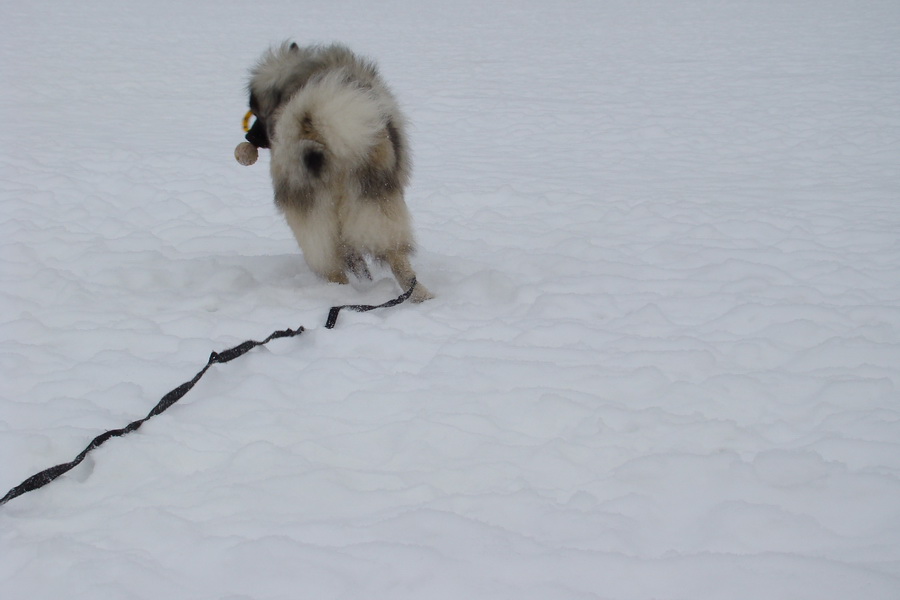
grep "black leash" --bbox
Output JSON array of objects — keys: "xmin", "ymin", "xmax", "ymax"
[
  {"xmin": 325, "ymin": 277, "xmax": 417, "ymax": 329},
  {"xmin": 0, "ymin": 280, "xmax": 417, "ymax": 507}
]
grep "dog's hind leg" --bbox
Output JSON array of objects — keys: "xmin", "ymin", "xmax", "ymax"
[
  {"xmin": 382, "ymin": 249, "xmax": 433, "ymax": 303},
  {"xmin": 282, "ymin": 205, "xmax": 348, "ymax": 284},
  {"xmin": 344, "ymin": 248, "xmax": 372, "ymax": 281}
]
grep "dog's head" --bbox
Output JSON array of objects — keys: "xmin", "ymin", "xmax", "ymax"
[{"xmin": 245, "ymin": 42, "xmax": 306, "ymax": 149}]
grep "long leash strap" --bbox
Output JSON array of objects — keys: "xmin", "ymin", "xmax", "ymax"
[
  {"xmin": 1, "ymin": 281, "xmax": 417, "ymax": 507},
  {"xmin": 325, "ymin": 278, "xmax": 417, "ymax": 329}
]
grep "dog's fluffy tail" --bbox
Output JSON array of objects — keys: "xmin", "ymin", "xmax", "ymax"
[{"xmin": 270, "ymin": 69, "xmax": 408, "ymax": 204}]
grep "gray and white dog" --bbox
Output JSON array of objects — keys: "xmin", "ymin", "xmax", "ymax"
[{"xmin": 244, "ymin": 42, "xmax": 432, "ymax": 302}]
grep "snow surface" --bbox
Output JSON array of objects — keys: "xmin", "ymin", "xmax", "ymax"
[{"xmin": 2, "ymin": 0, "xmax": 900, "ymax": 598}]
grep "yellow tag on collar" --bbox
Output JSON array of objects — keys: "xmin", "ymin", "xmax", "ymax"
[{"xmin": 242, "ymin": 110, "xmax": 254, "ymax": 133}]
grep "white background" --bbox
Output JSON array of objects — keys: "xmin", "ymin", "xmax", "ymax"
[{"xmin": 2, "ymin": 1, "xmax": 899, "ymax": 598}]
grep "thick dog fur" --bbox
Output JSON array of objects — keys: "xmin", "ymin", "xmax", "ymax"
[{"xmin": 246, "ymin": 42, "xmax": 432, "ymax": 302}]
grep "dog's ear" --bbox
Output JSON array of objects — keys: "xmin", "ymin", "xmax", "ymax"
[{"xmin": 289, "ymin": 42, "xmax": 299, "ymax": 52}]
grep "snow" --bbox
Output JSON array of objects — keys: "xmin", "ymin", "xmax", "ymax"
[{"xmin": 2, "ymin": 0, "xmax": 900, "ymax": 598}]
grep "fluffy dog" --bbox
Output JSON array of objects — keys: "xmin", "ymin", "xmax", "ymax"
[{"xmin": 244, "ymin": 42, "xmax": 432, "ymax": 302}]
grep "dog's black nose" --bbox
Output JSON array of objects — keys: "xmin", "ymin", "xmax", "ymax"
[{"xmin": 245, "ymin": 120, "xmax": 270, "ymax": 149}]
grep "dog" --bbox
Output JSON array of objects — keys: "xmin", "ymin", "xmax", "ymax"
[{"xmin": 244, "ymin": 42, "xmax": 432, "ymax": 302}]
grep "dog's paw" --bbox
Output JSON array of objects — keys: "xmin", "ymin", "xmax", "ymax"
[{"xmin": 410, "ymin": 283, "xmax": 434, "ymax": 303}]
